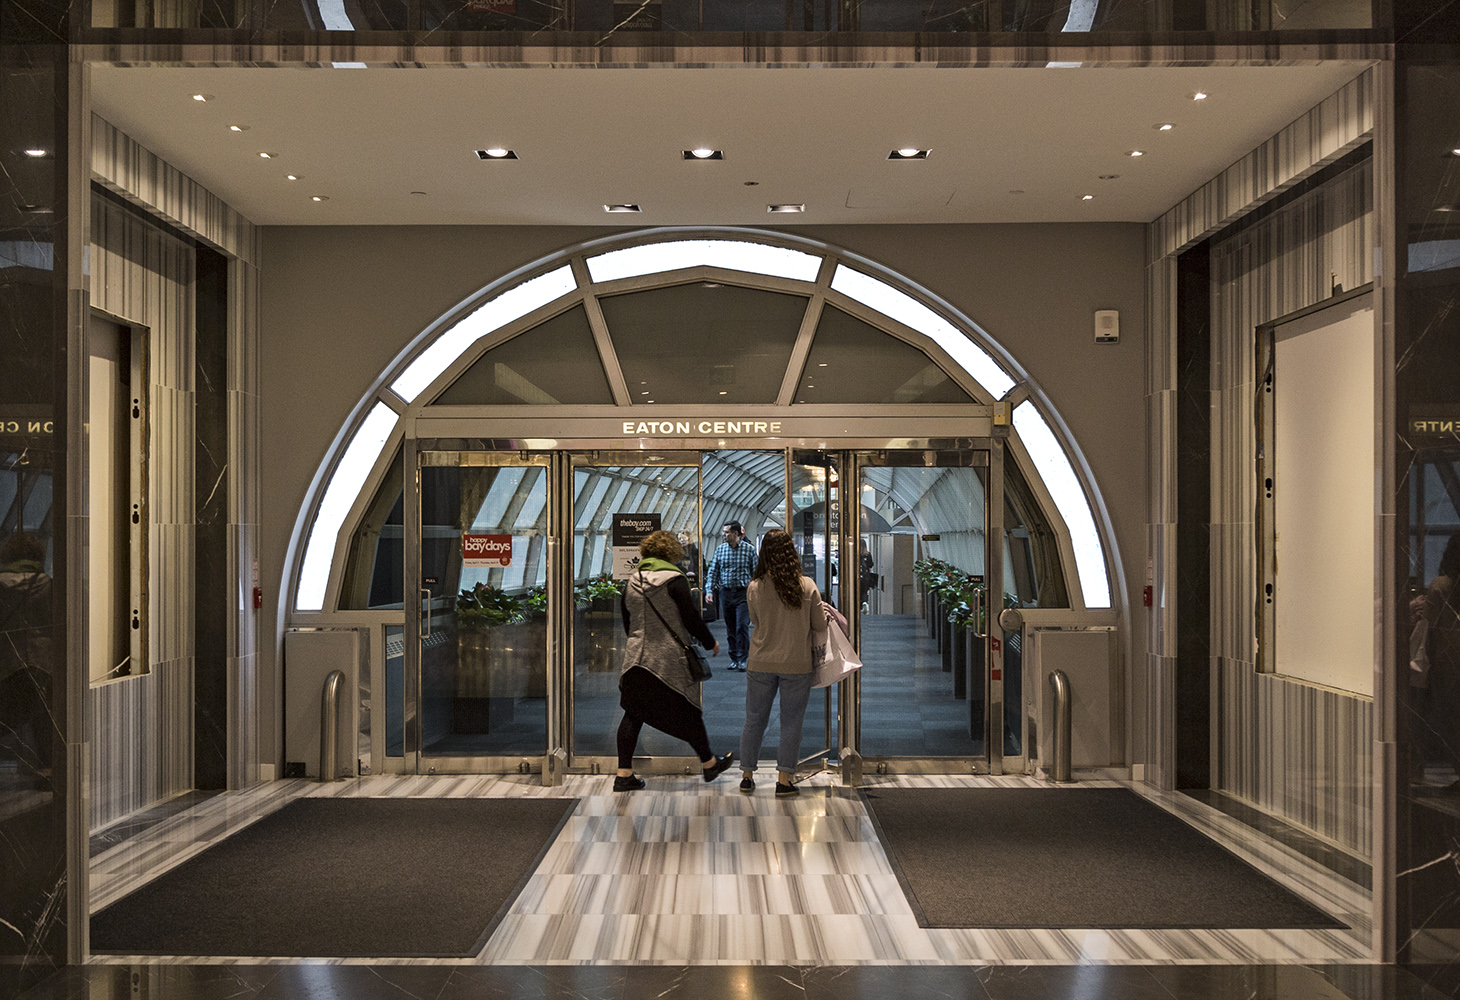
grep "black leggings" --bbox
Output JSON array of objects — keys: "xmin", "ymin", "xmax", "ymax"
[{"xmin": 617, "ymin": 667, "xmax": 714, "ymax": 768}]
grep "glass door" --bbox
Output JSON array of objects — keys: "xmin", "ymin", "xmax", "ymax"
[
  {"xmin": 790, "ymin": 450, "xmax": 840, "ymax": 772},
  {"xmin": 853, "ymin": 449, "xmax": 998, "ymax": 770},
  {"xmin": 409, "ymin": 450, "xmax": 551, "ymax": 771},
  {"xmin": 568, "ymin": 452, "xmax": 703, "ymax": 768}
]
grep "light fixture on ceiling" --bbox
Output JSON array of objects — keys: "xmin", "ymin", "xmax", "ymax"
[
  {"xmin": 1127, "ymin": 150, "xmax": 1145, "ymax": 157},
  {"xmin": 286, "ymin": 174, "xmax": 301, "ymax": 181},
  {"xmin": 887, "ymin": 148, "xmax": 930, "ymax": 160},
  {"xmin": 191, "ymin": 93, "xmax": 213, "ymax": 102},
  {"xmin": 1098, "ymin": 174, "xmax": 1119, "ymax": 180},
  {"xmin": 1154, "ymin": 123, "xmax": 1175, "ymax": 131},
  {"xmin": 1081, "ymin": 194, "xmax": 1095, "ymax": 201},
  {"xmin": 719, "ymin": 390, "xmax": 728, "ymax": 395},
  {"xmin": 229, "ymin": 125, "xmax": 249, "ymax": 132},
  {"xmin": 258, "ymin": 152, "xmax": 277, "ymax": 159},
  {"xmin": 410, "ymin": 191, "xmax": 426, "ymax": 196},
  {"xmin": 743, "ymin": 180, "xmax": 760, "ymax": 186},
  {"xmin": 22, "ymin": 148, "xmax": 47, "ymax": 157},
  {"xmin": 1189, "ymin": 91, "xmax": 1208, "ymax": 100},
  {"xmin": 312, "ymin": 195, "xmax": 329, "ymax": 202},
  {"xmin": 604, "ymin": 204, "xmax": 642, "ymax": 213},
  {"xmin": 767, "ymin": 204, "xmax": 805, "ymax": 213},
  {"xmin": 475, "ymin": 148, "xmax": 519, "ymax": 160},
  {"xmin": 1450, "ymin": 148, "xmax": 1460, "ymax": 156},
  {"xmin": 683, "ymin": 148, "xmax": 724, "ymax": 160}
]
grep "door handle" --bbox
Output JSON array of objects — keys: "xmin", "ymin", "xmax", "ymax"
[{"xmin": 421, "ymin": 587, "xmax": 432, "ymax": 638}]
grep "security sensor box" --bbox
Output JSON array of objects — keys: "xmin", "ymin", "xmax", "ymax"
[{"xmin": 1094, "ymin": 309, "xmax": 1120, "ymax": 344}]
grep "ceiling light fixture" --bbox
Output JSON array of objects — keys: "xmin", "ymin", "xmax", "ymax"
[
  {"xmin": 22, "ymin": 148, "xmax": 47, "ymax": 157},
  {"xmin": 767, "ymin": 204, "xmax": 805, "ymax": 213},
  {"xmin": 604, "ymin": 204, "xmax": 642, "ymax": 213},
  {"xmin": 1099, "ymin": 174, "xmax": 1119, "ymax": 180},
  {"xmin": 286, "ymin": 174, "xmax": 301, "ymax": 181},
  {"xmin": 743, "ymin": 180, "xmax": 760, "ymax": 186},
  {"xmin": 191, "ymin": 93, "xmax": 213, "ymax": 102},
  {"xmin": 475, "ymin": 148, "xmax": 519, "ymax": 160},
  {"xmin": 887, "ymin": 148, "xmax": 931, "ymax": 160},
  {"xmin": 1190, "ymin": 91, "xmax": 1208, "ymax": 100},
  {"xmin": 311, "ymin": 195, "xmax": 329, "ymax": 202},
  {"xmin": 1451, "ymin": 148, "xmax": 1460, "ymax": 156},
  {"xmin": 258, "ymin": 152, "xmax": 277, "ymax": 159},
  {"xmin": 1127, "ymin": 150, "xmax": 1145, "ymax": 157},
  {"xmin": 1081, "ymin": 194, "xmax": 1095, "ymax": 201},
  {"xmin": 229, "ymin": 125, "xmax": 249, "ymax": 132},
  {"xmin": 1154, "ymin": 123, "xmax": 1175, "ymax": 131},
  {"xmin": 683, "ymin": 148, "xmax": 724, "ymax": 160}
]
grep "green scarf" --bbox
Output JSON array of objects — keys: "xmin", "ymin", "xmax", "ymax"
[{"xmin": 637, "ymin": 557, "xmax": 681, "ymax": 574}]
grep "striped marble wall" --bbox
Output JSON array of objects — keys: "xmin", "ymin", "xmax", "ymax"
[
  {"xmin": 1207, "ymin": 159, "xmax": 1374, "ymax": 857},
  {"xmin": 87, "ymin": 117, "xmax": 263, "ymax": 828},
  {"xmin": 1145, "ymin": 69, "xmax": 1375, "ymax": 856},
  {"xmin": 88, "ymin": 194, "xmax": 198, "ymax": 829}
]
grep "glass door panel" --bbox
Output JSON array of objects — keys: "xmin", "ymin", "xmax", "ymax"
[
  {"xmin": 790, "ymin": 451, "xmax": 838, "ymax": 767},
  {"xmin": 857, "ymin": 452, "xmax": 990, "ymax": 761},
  {"xmin": 570, "ymin": 453, "xmax": 703, "ymax": 762},
  {"xmin": 417, "ymin": 455, "xmax": 550, "ymax": 763}
]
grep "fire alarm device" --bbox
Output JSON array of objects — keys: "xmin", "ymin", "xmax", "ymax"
[{"xmin": 1095, "ymin": 309, "xmax": 1120, "ymax": 343}]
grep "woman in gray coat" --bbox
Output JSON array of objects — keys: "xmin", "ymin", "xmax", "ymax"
[
  {"xmin": 738, "ymin": 528, "xmax": 828, "ymax": 798},
  {"xmin": 615, "ymin": 530, "xmax": 735, "ymax": 792}
]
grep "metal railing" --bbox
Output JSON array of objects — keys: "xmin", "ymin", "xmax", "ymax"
[
  {"xmin": 1047, "ymin": 669, "xmax": 1072, "ymax": 783},
  {"xmin": 320, "ymin": 669, "xmax": 346, "ymax": 782}
]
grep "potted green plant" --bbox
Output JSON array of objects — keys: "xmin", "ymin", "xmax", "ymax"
[
  {"xmin": 453, "ymin": 582, "xmax": 524, "ymax": 732},
  {"xmin": 575, "ymin": 574, "xmax": 624, "ymax": 673}
]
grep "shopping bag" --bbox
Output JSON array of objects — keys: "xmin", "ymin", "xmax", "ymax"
[{"xmin": 813, "ymin": 619, "xmax": 862, "ymax": 688}]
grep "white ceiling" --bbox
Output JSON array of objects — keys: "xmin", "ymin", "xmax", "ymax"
[{"xmin": 90, "ymin": 62, "xmax": 1370, "ymax": 227}]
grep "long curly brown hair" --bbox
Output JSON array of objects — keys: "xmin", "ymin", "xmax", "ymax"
[{"xmin": 753, "ymin": 529, "xmax": 803, "ymax": 608}]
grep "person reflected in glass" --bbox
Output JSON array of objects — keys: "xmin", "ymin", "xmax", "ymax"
[
  {"xmin": 0, "ymin": 532, "xmax": 54, "ymax": 789},
  {"xmin": 615, "ymin": 530, "xmax": 734, "ymax": 792},
  {"xmin": 1416, "ymin": 533, "xmax": 1460, "ymax": 792},
  {"xmin": 738, "ymin": 529, "xmax": 827, "ymax": 798},
  {"xmin": 705, "ymin": 520, "xmax": 754, "ymax": 671}
]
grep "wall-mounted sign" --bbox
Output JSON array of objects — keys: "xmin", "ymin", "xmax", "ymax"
[
  {"xmin": 622, "ymin": 420, "xmax": 784, "ymax": 437},
  {"xmin": 611, "ymin": 512, "xmax": 661, "ymax": 579},
  {"xmin": 462, "ymin": 533, "xmax": 512, "ymax": 567}
]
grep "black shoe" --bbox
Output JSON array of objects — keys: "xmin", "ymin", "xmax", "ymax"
[
  {"xmin": 703, "ymin": 753, "xmax": 735, "ymax": 782},
  {"xmin": 774, "ymin": 781, "xmax": 799, "ymax": 798},
  {"xmin": 613, "ymin": 774, "xmax": 645, "ymax": 792},
  {"xmin": 739, "ymin": 775, "xmax": 755, "ymax": 793}
]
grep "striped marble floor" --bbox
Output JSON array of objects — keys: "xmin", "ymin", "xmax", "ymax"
[{"xmin": 87, "ymin": 770, "xmax": 1374, "ymax": 966}]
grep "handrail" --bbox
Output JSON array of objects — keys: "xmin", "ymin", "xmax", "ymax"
[
  {"xmin": 320, "ymin": 669, "xmax": 346, "ymax": 782},
  {"xmin": 1048, "ymin": 669, "xmax": 1072, "ymax": 783}
]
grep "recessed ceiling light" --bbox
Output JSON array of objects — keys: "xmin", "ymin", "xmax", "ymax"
[
  {"xmin": 1098, "ymin": 174, "xmax": 1119, "ymax": 180},
  {"xmin": 1190, "ymin": 91, "xmax": 1208, "ymax": 100},
  {"xmin": 888, "ymin": 148, "xmax": 931, "ymax": 159},
  {"xmin": 1081, "ymin": 194, "xmax": 1095, "ymax": 201},
  {"xmin": 22, "ymin": 148, "xmax": 47, "ymax": 157},
  {"xmin": 1009, "ymin": 189, "xmax": 1025, "ymax": 194},
  {"xmin": 1451, "ymin": 148, "xmax": 1460, "ymax": 156},
  {"xmin": 604, "ymin": 204, "xmax": 641, "ymax": 213},
  {"xmin": 743, "ymin": 180, "xmax": 759, "ymax": 186},
  {"xmin": 191, "ymin": 93, "xmax": 213, "ymax": 102},
  {"xmin": 311, "ymin": 195, "xmax": 329, "ymax": 202},
  {"xmin": 684, "ymin": 148, "xmax": 724, "ymax": 160},
  {"xmin": 410, "ymin": 190, "xmax": 427, "ymax": 196},
  {"xmin": 229, "ymin": 125, "xmax": 249, "ymax": 132},
  {"xmin": 1154, "ymin": 123, "xmax": 1175, "ymax": 131},
  {"xmin": 475, "ymin": 148, "xmax": 518, "ymax": 160},
  {"xmin": 258, "ymin": 152, "xmax": 277, "ymax": 159},
  {"xmin": 767, "ymin": 204, "xmax": 805, "ymax": 213},
  {"xmin": 818, "ymin": 363, "xmax": 827, "ymax": 367},
  {"xmin": 286, "ymin": 174, "xmax": 301, "ymax": 181},
  {"xmin": 719, "ymin": 390, "xmax": 728, "ymax": 395},
  {"xmin": 1127, "ymin": 150, "xmax": 1145, "ymax": 157}
]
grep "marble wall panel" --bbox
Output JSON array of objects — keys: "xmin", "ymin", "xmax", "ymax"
[{"xmin": 87, "ymin": 195, "xmax": 199, "ymax": 831}]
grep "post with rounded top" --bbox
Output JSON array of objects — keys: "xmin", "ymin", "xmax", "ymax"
[
  {"xmin": 1048, "ymin": 669, "xmax": 1072, "ymax": 783},
  {"xmin": 320, "ymin": 669, "xmax": 346, "ymax": 782}
]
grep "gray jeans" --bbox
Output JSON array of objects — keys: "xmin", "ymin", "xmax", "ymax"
[{"xmin": 739, "ymin": 669, "xmax": 816, "ymax": 773}]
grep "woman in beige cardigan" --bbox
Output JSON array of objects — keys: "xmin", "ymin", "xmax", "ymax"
[{"xmin": 738, "ymin": 529, "xmax": 827, "ymax": 797}]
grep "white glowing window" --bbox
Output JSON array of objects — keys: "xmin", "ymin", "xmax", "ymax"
[
  {"xmin": 318, "ymin": 0, "xmax": 355, "ymax": 30},
  {"xmin": 1013, "ymin": 402, "xmax": 1110, "ymax": 609},
  {"xmin": 296, "ymin": 402, "xmax": 398, "ymax": 611},
  {"xmin": 585, "ymin": 240, "xmax": 822, "ymax": 284},
  {"xmin": 831, "ymin": 265, "xmax": 1015, "ymax": 400},
  {"xmin": 390, "ymin": 266, "xmax": 577, "ymax": 402}
]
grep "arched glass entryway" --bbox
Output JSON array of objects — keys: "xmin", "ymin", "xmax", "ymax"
[{"xmin": 283, "ymin": 229, "xmax": 1121, "ymax": 780}]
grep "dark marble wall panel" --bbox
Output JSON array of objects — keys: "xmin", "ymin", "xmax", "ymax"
[
  {"xmin": 194, "ymin": 244, "xmax": 228, "ymax": 790},
  {"xmin": 0, "ymin": 46, "xmax": 70, "ymax": 1000},
  {"xmin": 1392, "ymin": 46, "xmax": 1460, "ymax": 985}
]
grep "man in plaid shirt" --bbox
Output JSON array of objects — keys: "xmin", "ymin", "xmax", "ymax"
[{"xmin": 705, "ymin": 521, "xmax": 755, "ymax": 670}]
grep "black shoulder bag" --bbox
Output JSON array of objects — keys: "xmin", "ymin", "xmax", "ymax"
[{"xmin": 642, "ymin": 576, "xmax": 713, "ymax": 682}]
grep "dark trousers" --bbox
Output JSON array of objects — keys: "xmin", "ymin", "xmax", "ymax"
[{"xmin": 721, "ymin": 586, "xmax": 749, "ymax": 663}]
